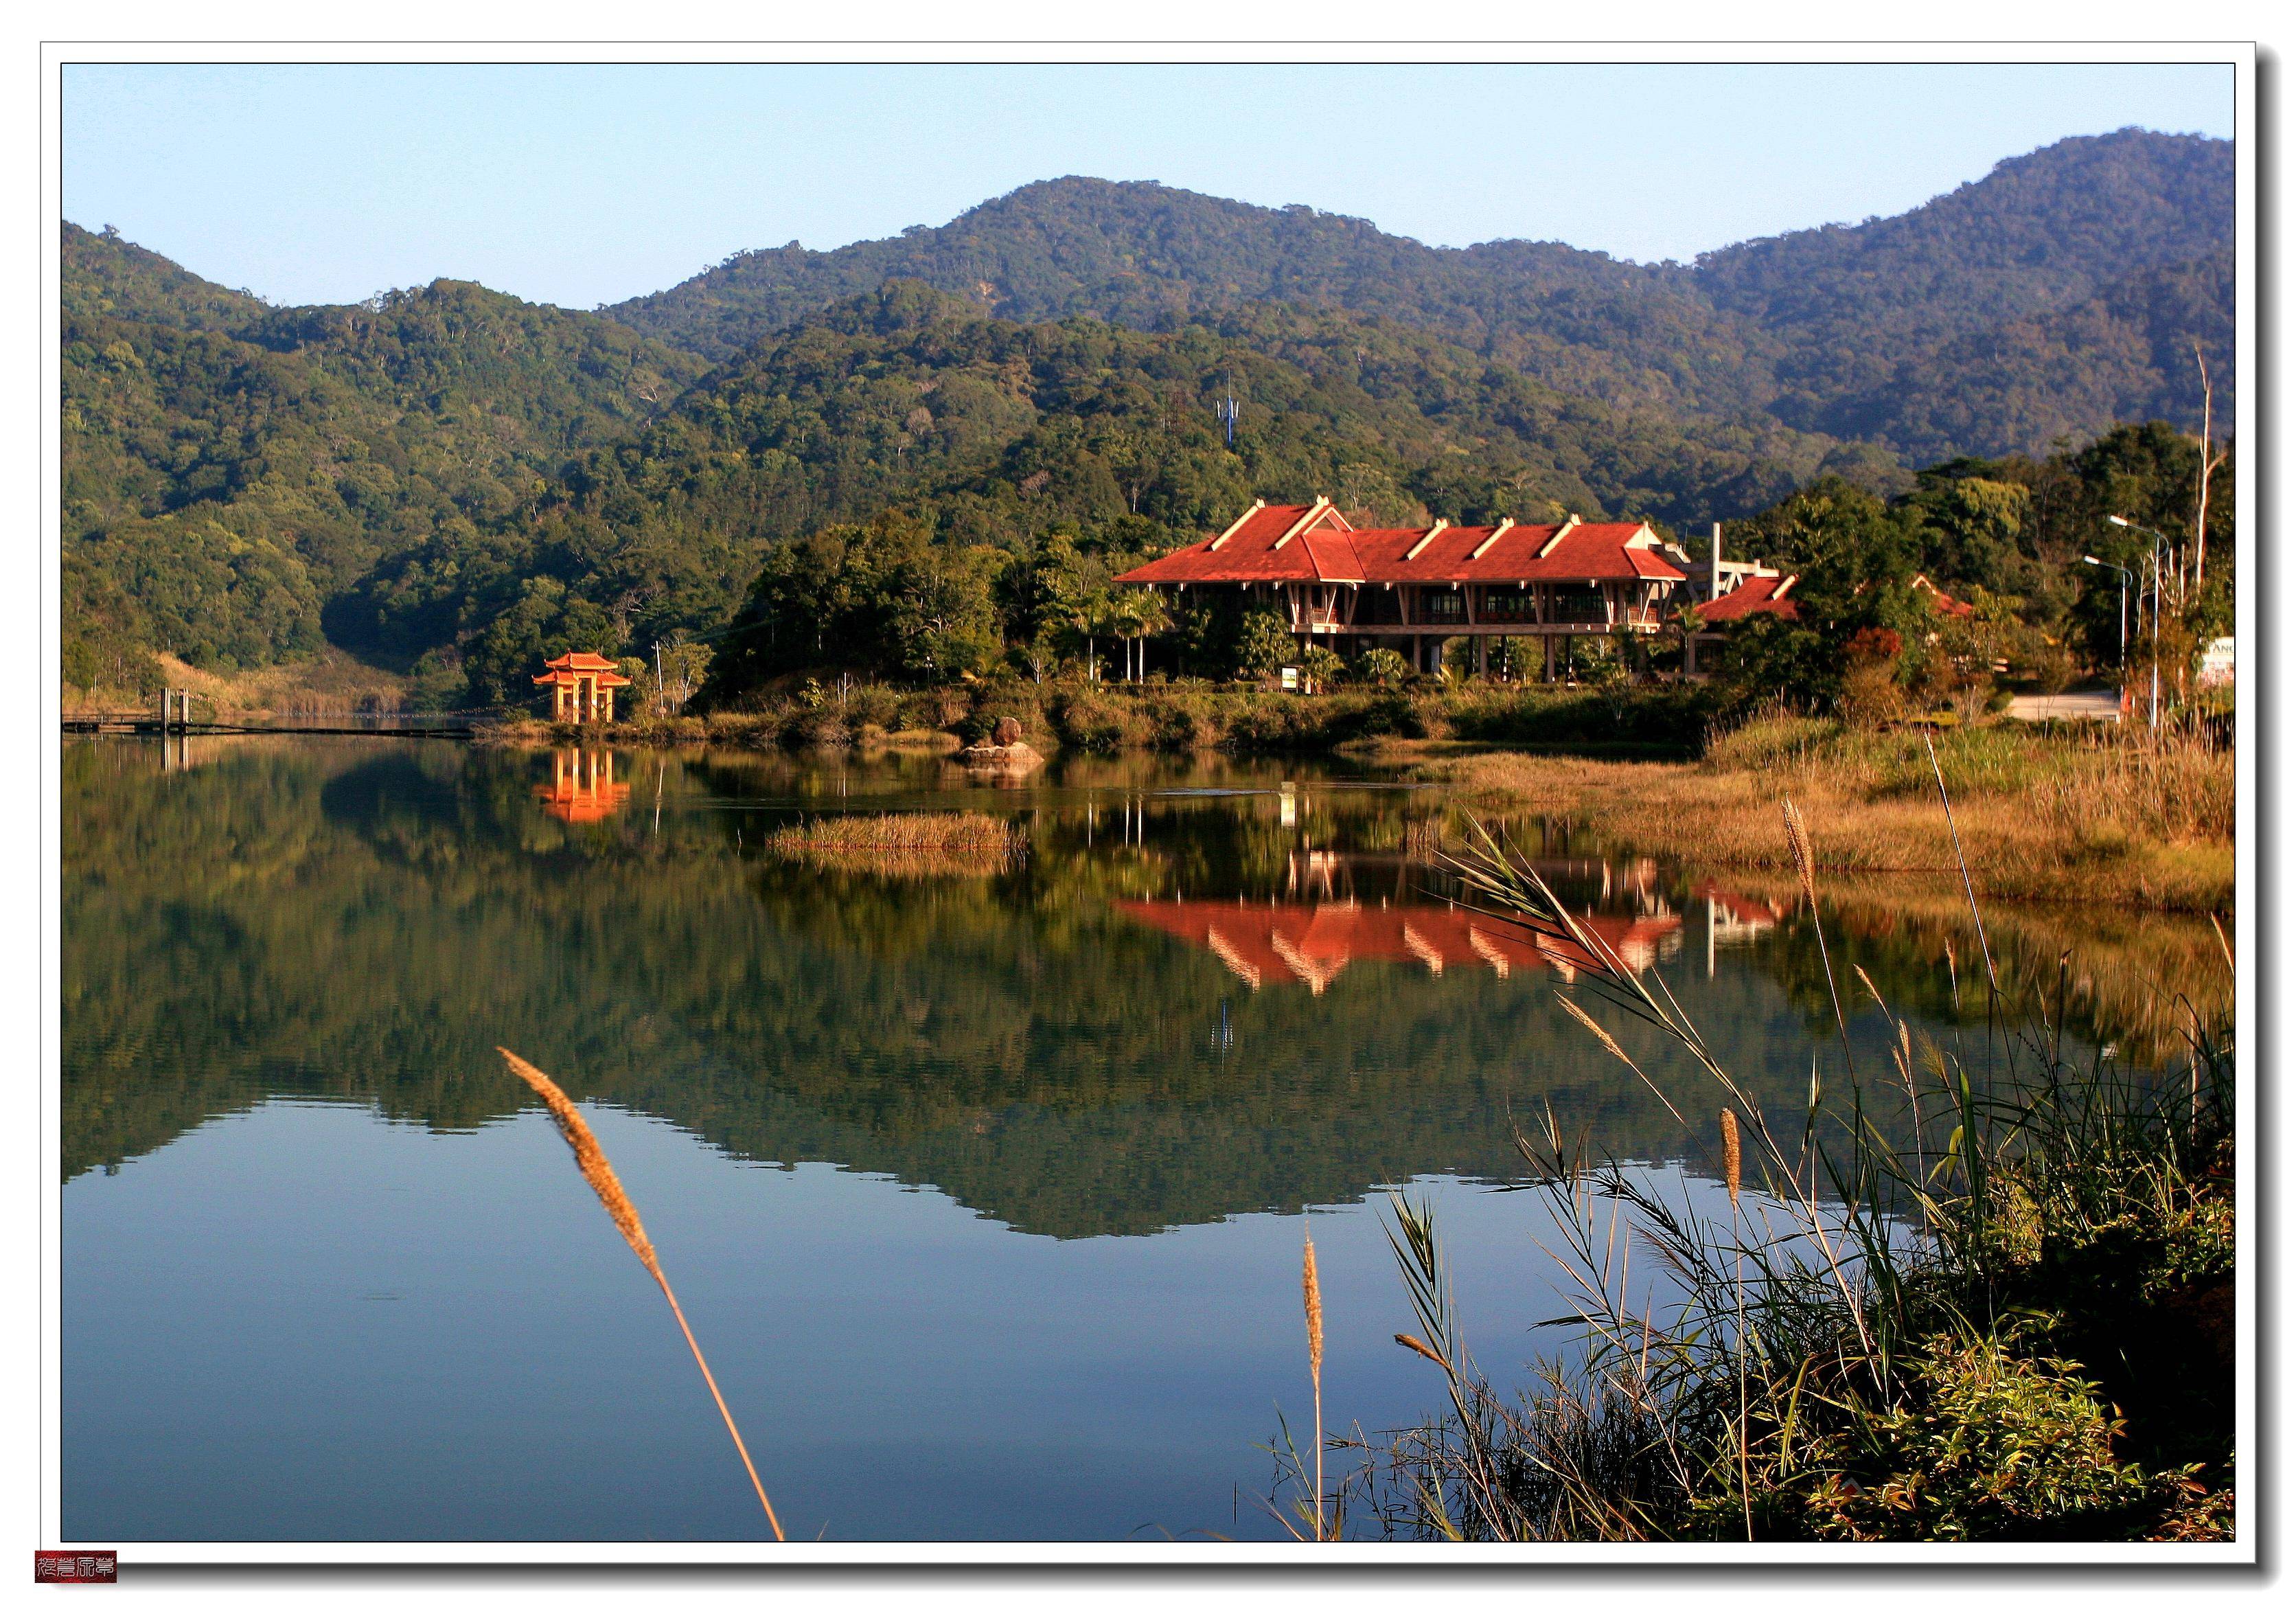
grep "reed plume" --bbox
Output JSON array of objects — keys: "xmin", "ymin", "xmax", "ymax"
[
  {"xmin": 1302, "ymin": 1227, "xmax": 1327, "ymax": 1538},
  {"xmin": 1719, "ymin": 1108, "xmax": 1742, "ymax": 1211},
  {"xmin": 1780, "ymin": 795, "xmax": 1817, "ymax": 907},
  {"xmin": 497, "ymin": 1048, "xmax": 785, "ymax": 1541}
]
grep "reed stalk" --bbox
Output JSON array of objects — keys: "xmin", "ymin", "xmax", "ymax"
[
  {"xmin": 497, "ymin": 1048, "xmax": 786, "ymax": 1541},
  {"xmin": 1304, "ymin": 1227, "xmax": 1327, "ymax": 1539}
]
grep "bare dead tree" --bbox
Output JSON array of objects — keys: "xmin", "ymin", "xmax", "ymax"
[{"xmin": 2193, "ymin": 343, "xmax": 2229, "ymax": 597}]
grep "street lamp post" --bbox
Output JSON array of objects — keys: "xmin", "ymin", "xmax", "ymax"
[
  {"xmin": 2106, "ymin": 516, "xmax": 2170, "ymax": 731},
  {"xmin": 2081, "ymin": 555, "xmax": 2131, "ymax": 669}
]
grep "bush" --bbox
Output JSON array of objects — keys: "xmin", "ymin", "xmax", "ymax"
[
  {"xmin": 1353, "ymin": 648, "xmax": 1412, "ymax": 687},
  {"xmin": 847, "ymin": 683, "xmax": 901, "ymax": 729}
]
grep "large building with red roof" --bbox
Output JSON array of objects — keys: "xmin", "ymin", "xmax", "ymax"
[{"xmin": 1114, "ymin": 498, "xmax": 1690, "ymax": 677}]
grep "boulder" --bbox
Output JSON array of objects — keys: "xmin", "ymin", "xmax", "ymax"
[
  {"xmin": 958, "ymin": 738, "xmax": 1045, "ymax": 775},
  {"xmin": 991, "ymin": 716, "xmax": 1024, "ymax": 748}
]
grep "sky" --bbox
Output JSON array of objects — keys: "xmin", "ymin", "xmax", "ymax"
[{"xmin": 61, "ymin": 62, "xmax": 2234, "ymax": 312}]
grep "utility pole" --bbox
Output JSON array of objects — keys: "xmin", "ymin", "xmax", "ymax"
[{"xmin": 653, "ymin": 640, "xmax": 665, "ymax": 717}]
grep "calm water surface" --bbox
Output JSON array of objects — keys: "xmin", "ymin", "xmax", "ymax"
[{"xmin": 60, "ymin": 737, "xmax": 2223, "ymax": 1543}]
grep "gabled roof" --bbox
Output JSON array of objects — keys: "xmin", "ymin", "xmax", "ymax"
[
  {"xmin": 1912, "ymin": 573, "xmax": 1975, "ymax": 617},
  {"xmin": 1114, "ymin": 503, "xmax": 1688, "ymax": 589},
  {"xmin": 542, "ymin": 651, "xmax": 625, "ymax": 670},
  {"xmin": 1693, "ymin": 572, "xmax": 1801, "ymax": 626}
]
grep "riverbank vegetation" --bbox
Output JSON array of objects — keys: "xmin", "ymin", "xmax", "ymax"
[
  {"xmin": 1414, "ymin": 710, "xmax": 2232, "ymax": 913},
  {"xmin": 1286, "ymin": 814, "xmax": 2236, "ymax": 1543}
]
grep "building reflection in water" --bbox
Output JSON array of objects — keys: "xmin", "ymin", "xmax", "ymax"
[
  {"xmin": 1116, "ymin": 847, "xmax": 1686, "ymax": 997},
  {"xmin": 1697, "ymin": 883, "xmax": 1791, "ymax": 975},
  {"xmin": 536, "ymin": 747, "xmax": 633, "ymax": 823}
]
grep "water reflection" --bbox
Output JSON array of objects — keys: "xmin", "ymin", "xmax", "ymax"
[
  {"xmin": 536, "ymin": 747, "xmax": 633, "ymax": 823},
  {"xmin": 1118, "ymin": 898, "xmax": 1682, "ymax": 994},
  {"xmin": 63, "ymin": 737, "xmax": 2227, "ymax": 1233},
  {"xmin": 61, "ymin": 736, "xmax": 2233, "ymax": 1542}
]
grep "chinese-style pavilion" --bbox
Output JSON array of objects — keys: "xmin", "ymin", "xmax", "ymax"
[{"xmin": 533, "ymin": 651, "xmax": 633, "ymax": 723}]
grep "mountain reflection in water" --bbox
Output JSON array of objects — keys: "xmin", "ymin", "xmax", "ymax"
[{"xmin": 64, "ymin": 738, "xmax": 2225, "ymax": 1237}]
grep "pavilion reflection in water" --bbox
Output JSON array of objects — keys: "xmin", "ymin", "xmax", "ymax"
[{"xmin": 536, "ymin": 748, "xmax": 633, "ymax": 823}]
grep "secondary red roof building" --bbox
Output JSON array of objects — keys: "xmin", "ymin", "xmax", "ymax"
[{"xmin": 1114, "ymin": 498, "xmax": 1689, "ymax": 677}]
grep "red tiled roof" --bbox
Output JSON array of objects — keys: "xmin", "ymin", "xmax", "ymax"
[
  {"xmin": 1693, "ymin": 572, "xmax": 1801, "ymax": 626},
  {"xmin": 542, "ymin": 651, "xmax": 625, "ymax": 670},
  {"xmin": 1114, "ymin": 503, "xmax": 1688, "ymax": 589},
  {"xmin": 1912, "ymin": 574, "xmax": 1975, "ymax": 617},
  {"xmin": 534, "ymin": 669, "xmax": 635, "ymax": 687}
]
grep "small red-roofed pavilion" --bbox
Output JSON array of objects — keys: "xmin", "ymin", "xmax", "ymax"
[{"xmin": 534, "ymin": 651, "xmax": 634, "ymax": 723}]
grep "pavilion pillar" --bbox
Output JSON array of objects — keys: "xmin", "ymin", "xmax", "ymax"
[
  {"xmin": 1475, "ymin": 636, "xmax": 1488, "ymax": 678},
  {"xmin": 1543, "ymin": 636, "xmax": 1557, "ymax": 683}
]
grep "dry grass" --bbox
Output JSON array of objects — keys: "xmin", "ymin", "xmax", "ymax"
[
  {"xmin": 64, "ymin": 650, "xmax": 417, "ymax": 717},
  {"xmin": 1413, "ymin": 713, "xmax": 2232, "ymax": 913},
  {"xmin": 764, "ymin": 812, "xmax": 1024, "ymax": 876},
  {"xmin": 497, "ymin": 1049, "xmax": 785, "ymax": 1540}
]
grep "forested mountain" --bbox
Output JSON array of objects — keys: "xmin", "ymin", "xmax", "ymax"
[
  {"xmin": 608, "ymin": 129, "xmax": 2233, "ymax": 458},
  {"xmin": 1822, "ymin": 248, "xmax": 2235, "ymax": 464},
  {"xmin": 62, "ymin": 221, "xmax": 708, "ymax": 683},
  {"xmin": 344, "ymin": 280, "xmax": 1880, "ymax": 703},
  {"xmin": 60, "ymin": 126, "xmax": 2236, "ymax": 698}
]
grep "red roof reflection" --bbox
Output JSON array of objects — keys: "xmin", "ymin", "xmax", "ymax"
[{"xmin": 1115, "ymin": 898, "xmax": 1681, "ymax": 994}]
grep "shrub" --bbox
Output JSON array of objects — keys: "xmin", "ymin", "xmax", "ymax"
[{"xmin": 1353, "ymin": 648, "xmax": 1412, "ymax": 687}]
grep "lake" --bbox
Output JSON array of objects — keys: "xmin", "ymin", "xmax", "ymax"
[{"xmin": 59, "ymin": 736, "xmax": 2226, "ymax": 1544}]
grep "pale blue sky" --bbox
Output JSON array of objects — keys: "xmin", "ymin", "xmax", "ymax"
[{"xmin": 62, "ymin": 62, "xmax": 2234, "ymax": 311}]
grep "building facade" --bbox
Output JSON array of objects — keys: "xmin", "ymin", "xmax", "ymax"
[{"xmin": 1114, "ymin": 498, "xmax": 1690, "ymax": 679}]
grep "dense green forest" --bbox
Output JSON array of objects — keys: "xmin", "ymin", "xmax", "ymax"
[
  {"xmin": 61, "ymin": 220, "xmax": 707, "ymax": 689},
  {"xmin": 59, "ymin": 128, "xmax": 2236, "ymax": 703},
  {"xmin": 1705, "ymin": 418, "xmax": 2234, "ymax": 710}
]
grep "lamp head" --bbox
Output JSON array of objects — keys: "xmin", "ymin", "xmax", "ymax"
[{"xmin": 2107, "ymin": 514, "xmax": 2133, "ymax": 528}]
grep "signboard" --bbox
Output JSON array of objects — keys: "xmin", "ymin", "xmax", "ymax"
[
  {"xmin": 1280, "ymin": 665, "xmax": 1299, "ymax": 690},
  {"xmin": 2198, "ymin": 637, "xmax": 2235, "ymax": 689}
]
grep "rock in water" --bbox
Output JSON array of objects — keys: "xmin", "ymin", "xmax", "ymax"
[
  {"xmin": 958, "ymin": 738, "xmax": 1045, "ymax": 775},
  {"xmin": 991, "ymin": 716, "xmax": 1024, "ymax": 748}
]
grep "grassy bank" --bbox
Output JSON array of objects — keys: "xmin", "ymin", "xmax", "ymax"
[
  {"xmin": 62, "ymin": 649, "xmax": 417, "ymax": 718},
  {"xmin": 1402, "ymin": 713, "xmax": 2233, "ymax": 914}
]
